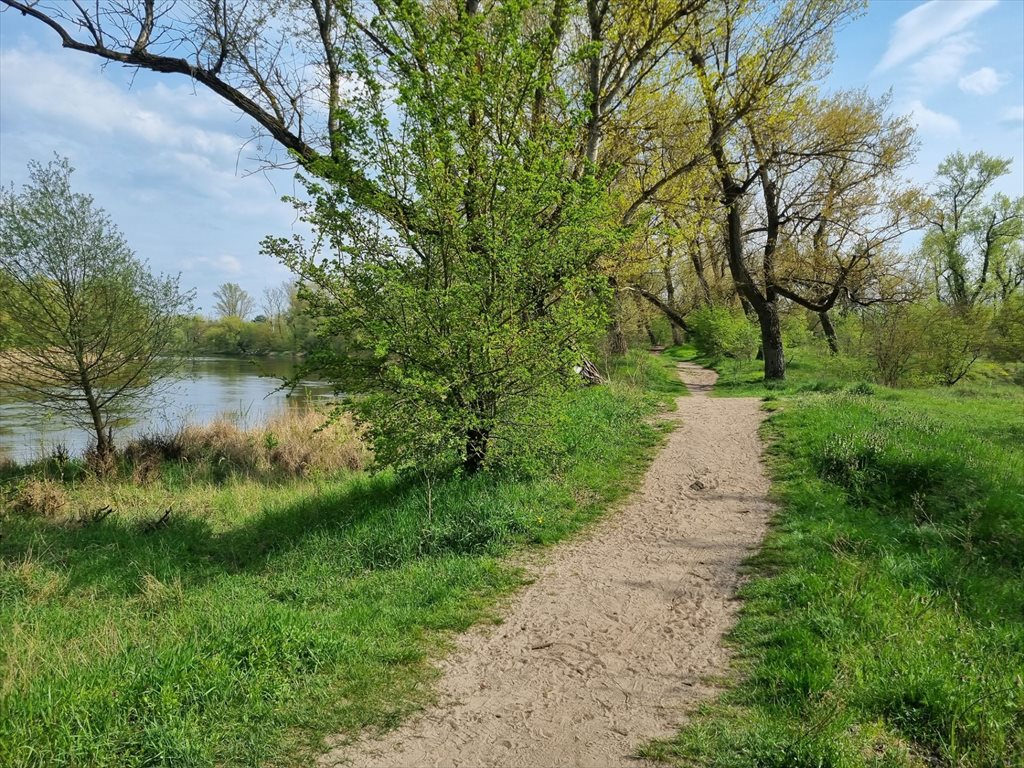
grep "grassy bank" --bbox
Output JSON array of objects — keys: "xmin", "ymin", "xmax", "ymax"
[
  {"xmin": 0, "ymin": 351, "xmax": 685, "ymax": 768},
  {"xmin": 646, "ymin": 350, "xmax": 1024, "ymax": 767}
]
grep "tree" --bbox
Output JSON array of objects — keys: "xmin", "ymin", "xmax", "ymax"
[
  {"xmin": 3, "ymin": 0, "xmax": 709, "ymax": 473},
  {"xmin": 261, "ymin": 281, "xmax": 291, "ymax": 335},
  {"xmin": 684, "ymin": 0, "xmax": 887, "ymax": 378},
  {"xmin": 921, "ymin": 151, "xmax": 1024, "ymax": 307},
  {"xmin": 0, "ymin": 157, "xmax": 193, "ymax": 462},
  {"xmin": 212, "ymin": 282, "xmax": 254, "ymax": 320},
  {"xmin": 746, "ymin": 90, "xmax": 920, "ymax": 356},
  {"xmin": 263, "ymin": 0, "xmax": 626, "ymax": 474}
]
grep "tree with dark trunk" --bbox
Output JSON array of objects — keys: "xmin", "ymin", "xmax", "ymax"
[
  {"xmin": 686, "ymin": 4, "xmax": 913, "ymax": 379},
  {"xmin": 921, "ymin": 151, "xmax": 1024, "ymax": 308}
]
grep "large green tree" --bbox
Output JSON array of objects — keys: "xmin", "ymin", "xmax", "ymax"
[
  {"xmin": 264, "ymin": 0, "xmax": 622, "ymax": 473},
  {"xmin": 921, "ymin": 151, "xmax": 1024, "ymax": 307},
  {"xmin": 2, "ymin": 0, "xmax": 706, "ymax": 472},
  {"xmin": 685, "ymin": 0, "xmax": 878, "ymax": 378},
  {"xmin": 0, "ymin": 157, "xmax": 193, "ymax": 462}
]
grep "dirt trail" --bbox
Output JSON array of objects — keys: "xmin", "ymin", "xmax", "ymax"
[{"xmin": 321, "ymin": 362, "xmax": 771, "ymax": 768}]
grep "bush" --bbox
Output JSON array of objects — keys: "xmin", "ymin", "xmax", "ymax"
[
  {"xmin": 688, "ymin": 306, "xmax": 759, "ymax": 360},
  {"xmin": 861, "ymin": 304, "xmax": 922, "ymax": 387},
  {"xmin": 918, "ymin": 304, "xmax": 988, "ymax": 386},
  {"xmin": 988, "ymin": 294, "xmax": 1024, "ymax": 362},
  {"xmin": 10, "ymin": 478, "xmax": 69, "ymax": 518}
]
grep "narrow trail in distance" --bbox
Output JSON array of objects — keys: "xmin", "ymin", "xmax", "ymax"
[{"xmin": 321, "ymin": 361, "xmax": 772, "ymax": 768}]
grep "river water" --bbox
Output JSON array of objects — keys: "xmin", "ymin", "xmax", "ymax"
[{"xmin": 0, "ymin": 357, "xmax": 336, "ymax": 464}]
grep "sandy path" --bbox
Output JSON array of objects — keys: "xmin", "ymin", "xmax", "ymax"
[{"xmin": 321, "ymin": 361, "xmax": 771, "ymax": 768}]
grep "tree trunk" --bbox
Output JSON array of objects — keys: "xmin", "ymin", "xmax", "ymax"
[
  {"xmin": 669, "ymin": 318, "xmax": 684, "ymax": 347},
  {"xmin": 663, "ymin": 259, "xmax": 684, "ymax": 346},
  {"xmin": 78, "ymin": 362, "xmax": 114, "ymax": 465},
  {"xmin": 757, "ymin": 304, "xmax": 785, "ymax": 380},
  {"xmin": 819, "ymin": 311, "xmax": 839, "ymax": 354},
  {"xmin": 644, "ymin": 318, "xmax": 658, "ymax": 346},
  {"xmin": 610, "ymin": 292, "xmax": 628, "ymax": 354},
  {"xmin": 689, "ymin": 248, "xmax": 712, "ymax": 307},
  {"xmin": 610, "ymin": 315, "xmax": 628, "ymax": 354},
  {"xmin": 464, "ymin": 426, "xmax": 489, "ymax": 474},
  {"xmin": 631, "ymin": 292, "xmax": 658, "ymax": 346}
]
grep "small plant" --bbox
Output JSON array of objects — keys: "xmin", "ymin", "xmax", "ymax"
[
  {"xmin": 12, "ymin": 477, "xmax": 69, "ymax": 518},
  {"xmin": 263, "ymin": 430, "xmax": 280, "ymax": 452},
  {"xmin": 847, "ymin": 381, "xmax": 875, "ymax": 396}
]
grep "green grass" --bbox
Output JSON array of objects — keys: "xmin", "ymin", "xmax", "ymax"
[
  {"xmin": 645, "ymin": 349, "xmax": 1024, "ymax": 767},
  {"xmin": 0, "ymin": 351, "xmax": 686, "ymax": 768}
]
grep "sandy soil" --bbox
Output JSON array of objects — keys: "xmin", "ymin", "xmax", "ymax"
[{"xmin": 321, "ymin": 361, "xmax": 771, "ymax": 768}]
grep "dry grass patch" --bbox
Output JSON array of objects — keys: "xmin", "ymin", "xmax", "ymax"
[
  {"xmin": 180, "ymin": 408, "xmax": 369, "ymax": 477},
  {"xmin": 8, "ymin": 478, "xmax": 69, "ymax": 518}
]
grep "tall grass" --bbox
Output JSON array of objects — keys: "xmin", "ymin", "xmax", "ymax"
[
  {"xmin": 645, "ymin": 349, "xmax": 1024, "ymax": 767},
  {"xmin": 0, "ymin": 351, "xmax": 685, "ymax": 768}
]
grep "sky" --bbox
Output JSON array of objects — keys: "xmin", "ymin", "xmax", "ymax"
[{"xmin": 1, "ymin": 1, "xmax": 1023, "ymax": 315}]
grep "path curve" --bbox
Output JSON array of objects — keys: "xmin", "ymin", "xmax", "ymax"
[{"xmin": 321, "ymin": 362, "xmax": 771, "ymax": 768}]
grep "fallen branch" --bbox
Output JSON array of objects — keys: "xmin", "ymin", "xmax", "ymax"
[
  {"xmin": 76, "ymin": 505, "xmax": 114, "ymax": 527},
  {"xmin": 141, "ymin": 507, "xmax": 171, "ymax": 533}
]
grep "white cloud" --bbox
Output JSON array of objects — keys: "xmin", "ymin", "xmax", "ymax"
[
  {"xmin": 908, "ymin": 33, "xmax": 975, "ymax": 94},
  {"xmin": 185, "ymin": 254, "xmax": 243, "ymax": 274},
  {"xmin": 906, "ymin": 100, "xmax": 960, "ymax": 136},
  {"xmin": 0, "ymin": 48, "xmax": 240, "ymax": 159},
  {"xmin": 958, "ymin": 66, "xmax": 1008, "ymax": 95},
  {"xmin": 875, "ymin": 0, "xmax": 998, "ymax": 73},
  {"xmin": 1000, "ymin": 105, "xmax": 1024, "ymax": 125}
]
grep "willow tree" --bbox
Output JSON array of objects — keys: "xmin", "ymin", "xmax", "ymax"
[
  {"xmin": 921, "ymin": 151, "xmax": 1024, "ymax": 307},
  {"xmin": 684, "ymin": 0, "xmax": 865, "ymax": 379},
  {"xmin": 743, "ymin": 90, "xmax": 920, "ymax": 354},
  {"xmin": 0, "ymin": 157, "xmax": 192, "ymax": 462}
]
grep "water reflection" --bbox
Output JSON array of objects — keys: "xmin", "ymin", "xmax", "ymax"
[{"xmin": 0, "ymin": 357, "xmax": 337, "ymax": 463}]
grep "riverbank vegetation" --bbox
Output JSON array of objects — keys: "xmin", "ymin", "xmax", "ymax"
[
  {"xmin": 1, "ymin": 0, "xmax": 1021, "ymax": 766},
  {"xmin": 0, "ymin": 351, "xmax": 683, "ymax": 767},
  {"xmin": 643, "ymin": 345, "xmax": 1024, "ymax": 767}
]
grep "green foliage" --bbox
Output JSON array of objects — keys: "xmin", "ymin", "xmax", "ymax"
[
  {"xmin": 265, "ymin": 1, "xmax": 619, "ymax": 475},
  {"xmin": 921, "ymin": 151, "xmax": 1024, "ymax": 307},
  {"xmin": 861, "ymin": 305, "xmax": 926, "ymax": 387},
  {"xmin": 988, "ymin": 294, "xmax": 1024, "ymax": 362},
  {"xmin": 0, "ymin": 354, "xmax": 680, "ymax": 768},
  {"xmin": 916, "ymin": 304, "xmax": 988, "ymax": 386},
  {"xmin": 854, "ymin": 303, "xmax": 990, "ymax": 387},
  {"xmin": 646, "ymin": 369, "xmax": 1024, "ymax": 767},
  {"xmin": 687, "ymin": 307, "xmax": 760, "ymax": 360}
]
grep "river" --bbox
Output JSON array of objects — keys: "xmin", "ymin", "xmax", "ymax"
[{"xmin": 0, "ymin": 357, "xmax": 337, "ymax": 464}]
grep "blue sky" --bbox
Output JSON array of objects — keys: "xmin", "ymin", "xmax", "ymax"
[{"xmin": 1, "ymin": 1, "xmax": 1022, "ymax": 314}]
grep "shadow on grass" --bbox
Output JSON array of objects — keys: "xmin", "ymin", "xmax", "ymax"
[{"xmin": 1, "ymin": 473, "xmax": 430, "ymax": 596}]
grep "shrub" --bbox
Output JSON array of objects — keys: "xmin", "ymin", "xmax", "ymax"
[
  {"xmin": 861, "ymin": 304, "xmax": 923, "ymax": 387},
  {"xmin": 122, "ymin": 432, "xmax": 186, "ymax": 463},
  {"xmin": 917, "ymin": 304, "xmax": 988, "ymax": 386},
  {"xmin": 988, "ymin": 294, "xmax": 1024, "ymax": 362},
  {"xmin": 11, "ymin": 478, "xmax": 69, "ymax": 518},
  {"xmin": 688, "ymin": 306, "xmax": 760, "ymax": 360}
]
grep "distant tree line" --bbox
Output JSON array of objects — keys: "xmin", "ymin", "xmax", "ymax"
[{"xmin": 178, "ymin": 281, "xmax": 319, "ymax": 356}]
